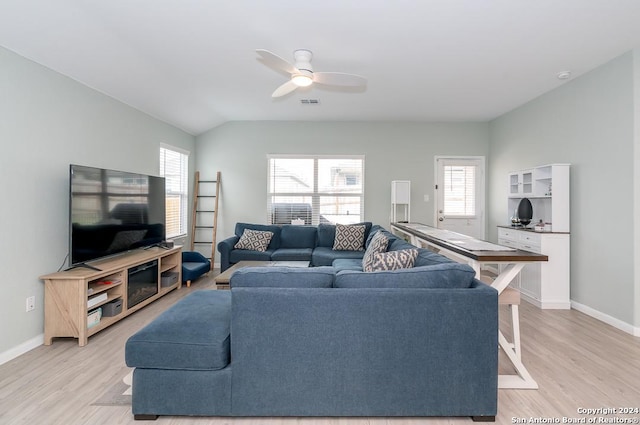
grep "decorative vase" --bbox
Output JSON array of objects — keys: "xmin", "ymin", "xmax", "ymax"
[{"xmin": 517, "ymin": 198, "xmax": 533, "ymax": 226}]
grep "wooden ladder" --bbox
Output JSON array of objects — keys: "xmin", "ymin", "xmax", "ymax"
[{"xmin": 190, "ymin": 171, "xmax": 221, "ymax": 262}]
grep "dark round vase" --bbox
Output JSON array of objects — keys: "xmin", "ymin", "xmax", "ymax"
[{"xmin": 517, "ymin": 198, "xmax": 533, "ymax": 226}]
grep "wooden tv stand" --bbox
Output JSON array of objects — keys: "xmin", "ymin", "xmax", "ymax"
[{"xmin": 40, "ymin": 246, "xmax": 182, "ymax": 346}]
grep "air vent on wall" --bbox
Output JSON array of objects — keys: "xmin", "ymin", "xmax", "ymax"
[{"xmin": 300, "ymin": 99, "xmax": 320, "ymax": 105}]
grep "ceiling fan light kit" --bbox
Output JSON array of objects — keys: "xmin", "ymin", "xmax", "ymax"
[
  {"xmin": 292, "ymin": 73, "xmax": 313, "ymax": 87},
  {"xmin": 256, "ymin": 48, "xmax": 367, "ymax": 98}
]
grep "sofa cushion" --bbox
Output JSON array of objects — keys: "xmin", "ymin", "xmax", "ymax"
[
  {"xmin": 362, "ymin": 231, "xmax": 389, "ymax": 272},
  {"xmin": 125, "ymin": 290, "xmax": 231, "ymax": 371},
  {"xmin": 234, "ymin": 229, "xmax": 274, "ymax": 252},
  {"xmin": 230, "ymin": 266, "xmax": 335, "ymax": 288},
  {"xmin": 311, "ymin": 246, "xmax": 366, "ymax": 266},
  {"xmin": 334, "ymin": 263, "xmax": 477, "ymax": 289},
  {"xmin": 271, "ymin": 248, "xmax": 313, "ymax": 261},
  {"xmin": 280, "ymin": 225, "xmax": 317, "ymax": 248},
  {"xmin": 317, "ymin": 222, "xmax": 373, "ymax": 248},
  {"xmin": 369, "ymin": 248, "xmax": 418, "ymax": 271},
  {"xmin": 332, "ymin": 258, "xmax": 364, "ymax": 273},
  {"xmin": 388, "ymin": 237, "xmax": 416, "ymax": 252},
  {"xmin": 333, "ymin": 224, "xmax": 366, "ymax": 251},
  {"xmin": 229, "ymin": 249, "xmax": 273, "ymax": 263}
]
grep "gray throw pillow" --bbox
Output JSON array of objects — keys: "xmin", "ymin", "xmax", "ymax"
[
  {"xmin": 369, "ymin": 248, "xmax": 418, "ymax": 271},
  {"xmin": 332, "ymin": 224, "xmax": 366, "ymax": 251},
  {"xmin": 234, "ymin": 229, "xmax": 274, "ymax": 252},
  {"xmin": 362, "ymin": 231, "xmax": 389, "ymax": 272}
]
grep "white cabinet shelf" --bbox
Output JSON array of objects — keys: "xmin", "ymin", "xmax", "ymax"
[{"xmin": 507, "ymin": 164, "xmax": 570, "ymax": 232}]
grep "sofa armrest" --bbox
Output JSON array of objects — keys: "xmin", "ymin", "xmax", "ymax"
[{"xmin": 217, "ymin": 236, "xmax": 240, "ymax": 272}]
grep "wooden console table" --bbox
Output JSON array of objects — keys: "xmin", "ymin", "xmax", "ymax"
[{"xmin": 391, "ymin": 222, "xmax": 547, "ymax": 389}]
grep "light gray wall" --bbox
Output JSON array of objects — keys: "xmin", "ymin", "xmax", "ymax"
[
  {"xmin": 196, "ymin": 121, "xmax": 489, "ymax": 260},
  {"xmin": 634, "ymin": 48, "xmax": 640, "ymax": 329},
  {"xmin": 488, "ymin": 52, "xmax": 637, "ymax": 326},
  {"xmin": 0, "ymin": 47, "xmax": 195, "ymax": 359}
]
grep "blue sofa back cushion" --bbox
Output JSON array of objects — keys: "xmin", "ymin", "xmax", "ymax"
[
  {"xmin": 317, "ymin": 222, "xmax": 373, "ymax": 248},
  {"xmin": 230, "ymin": 266, "xmax": 335, "ymax": 288},
  {"xmin": 125, "ymin": 290, "xmax": 231, "ymax": 371},
  {"xmin": 279, "ymin": 225, "xmax": 317, "ymax": 248},
  {"xmin": 235, "ymin": 223, "xmax": 281, "ymax": 250},
  {"xmin": 334, "ymin": 263, "xmax": 476, "ymax": 289},
  {"xmin": 365, "ymin": 225, "xmax": 386, "ymax": 247},
  {"xmin": 388, "ymin": 237, "xmax": 416, "ymax": 252}
]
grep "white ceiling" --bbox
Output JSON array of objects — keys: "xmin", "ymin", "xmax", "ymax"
[{"xmin": 2, "ymin": 0, "xmax": 640, "ymax": 136}]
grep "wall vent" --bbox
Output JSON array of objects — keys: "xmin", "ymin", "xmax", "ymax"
[{"xmin": 300, "ymin": 99, "xmax": 320, "ymax": 105}]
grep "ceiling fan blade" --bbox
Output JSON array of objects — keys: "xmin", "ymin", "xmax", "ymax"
[
  {"xmin": 313, "ymin": 72, "xmax": 367, "ymax": 87},
  {"xmin": 256, "ymin": 49, "xmax": 298, "ymax": 75},
  {"xmin": 272, "ymin": 80, "xmax": 299, "ymax": 98}
]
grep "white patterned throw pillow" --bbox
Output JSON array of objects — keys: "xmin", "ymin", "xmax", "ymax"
[
  {"xmin": 332, "ymin": 224, "xmax": 366, "ymax": 251},
  {"xmin": 234, "ymin": 229, "xmax": 274, "ymax": 252},
  {"xmin": 362, "ymin": 231, "xmax": 389, "ymax": 272},
  {"xmin": 369, "ymin": 248, "xmax": 418, "ymax": 272}
]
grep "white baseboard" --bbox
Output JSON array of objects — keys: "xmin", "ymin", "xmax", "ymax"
[
  {"xmin": 571, "ymin": 301, "xmax": 640, "ymax": 337},
  {"xmin": 520, "ymin": 293, "xmax": 571, "ymax": 310},
  {"xmin": 0, "ymin": 334, "xmax": 44, "ymax": 366}
]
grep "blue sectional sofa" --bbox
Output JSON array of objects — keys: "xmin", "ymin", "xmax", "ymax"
[
  {"xmin": 217, "ymin": 221, "xmax": 374, "ymax": 271},
  {"xmin": 126, "ymin": 225, "xmax": 499, "ymax": 421}
]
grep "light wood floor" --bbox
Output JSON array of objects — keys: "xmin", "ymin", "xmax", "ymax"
[{"xmin": 1, "ymin": 273, "xmax": 639, "ymax": 425}]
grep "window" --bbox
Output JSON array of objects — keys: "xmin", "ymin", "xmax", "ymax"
[
  {"xmin": 267, "ymin": 155, "xmax": 364, "ymax": 225},
  {"xmin": 160, "ymin": 145, "xmax": 189, "ymax": 238},
  {"xmin": 443, "ymin": 164, "xmax": 476, "ymax": 217}
]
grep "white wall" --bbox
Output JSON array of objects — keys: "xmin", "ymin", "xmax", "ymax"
[
  {"xmin": 0, "ymin": 46, "xmax": 195, "ymax": 361},
  {"xmin": 489, "ymin": 52, "xmax": 637, "ymax": 329},
  {"xmin": 195, "ymin": 121, "xmax": 489, "ymax": 260}
]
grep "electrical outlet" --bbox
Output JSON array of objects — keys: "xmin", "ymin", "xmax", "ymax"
[{"xmin": 26, "ymin": 296, "xmax": 35, "ymax": 312}]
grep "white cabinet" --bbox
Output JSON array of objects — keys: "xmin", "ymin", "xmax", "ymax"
[
  {"xmin": 502, "ymin": 163, "xmax": 570, "ymax": 309},
  {"xmin": 498, "ymin": 227, "xmax": 570, "ymax": 309},
  {"xmin": 508, "ymin": 169, "xmax": 534, "ymax": 196},
  {"xmin": 391, "ymin": 180, "xmax": 410, "ymax": 222}
]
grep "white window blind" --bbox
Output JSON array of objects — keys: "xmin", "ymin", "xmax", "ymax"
[
  {"xmin": 443, "ymin": 165, "xmax": 476, "ymax": 217},
  {"xmin": 268, "ymin": 156, "xmax": 364, "ymax": 225},
  {"xmin": 160, "ymin": 146, "xmax": 189, "ymax": 238}
]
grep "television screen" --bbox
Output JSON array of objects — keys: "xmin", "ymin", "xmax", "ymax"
[{"xmin": 69, "ymin": 164, "xmax": 166, "ymax": 267}]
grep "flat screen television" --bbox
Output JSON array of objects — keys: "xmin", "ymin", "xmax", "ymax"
[{"xmin": 69, "ymin": 164, "xmax": 166, "ymax": 268}]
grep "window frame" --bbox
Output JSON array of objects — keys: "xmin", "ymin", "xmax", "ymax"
[
  {"xmin": 267, "ymin": 154, "xmax": 365, "ymax": 225},
  {"xmin": 442, "ymin": 163, "xmax": 477, "ymax": 218},
  {"xmin": 159, "ymin": 143, "xmax": 189, "ymax": 239}
]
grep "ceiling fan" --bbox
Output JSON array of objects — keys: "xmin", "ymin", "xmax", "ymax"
[{"xmin": 256, "ymin": 49, "xmax": 367, "ymax": 98}]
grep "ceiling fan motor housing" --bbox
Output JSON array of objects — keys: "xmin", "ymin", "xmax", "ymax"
[{"xmin": 293, "ymin": 49, "xmax": 313, "ymax": 73}]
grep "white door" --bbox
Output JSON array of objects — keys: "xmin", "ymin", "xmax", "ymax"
[{"xmin": 435, "ymin": 157, "xmax": 485, "ymax": 239}]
